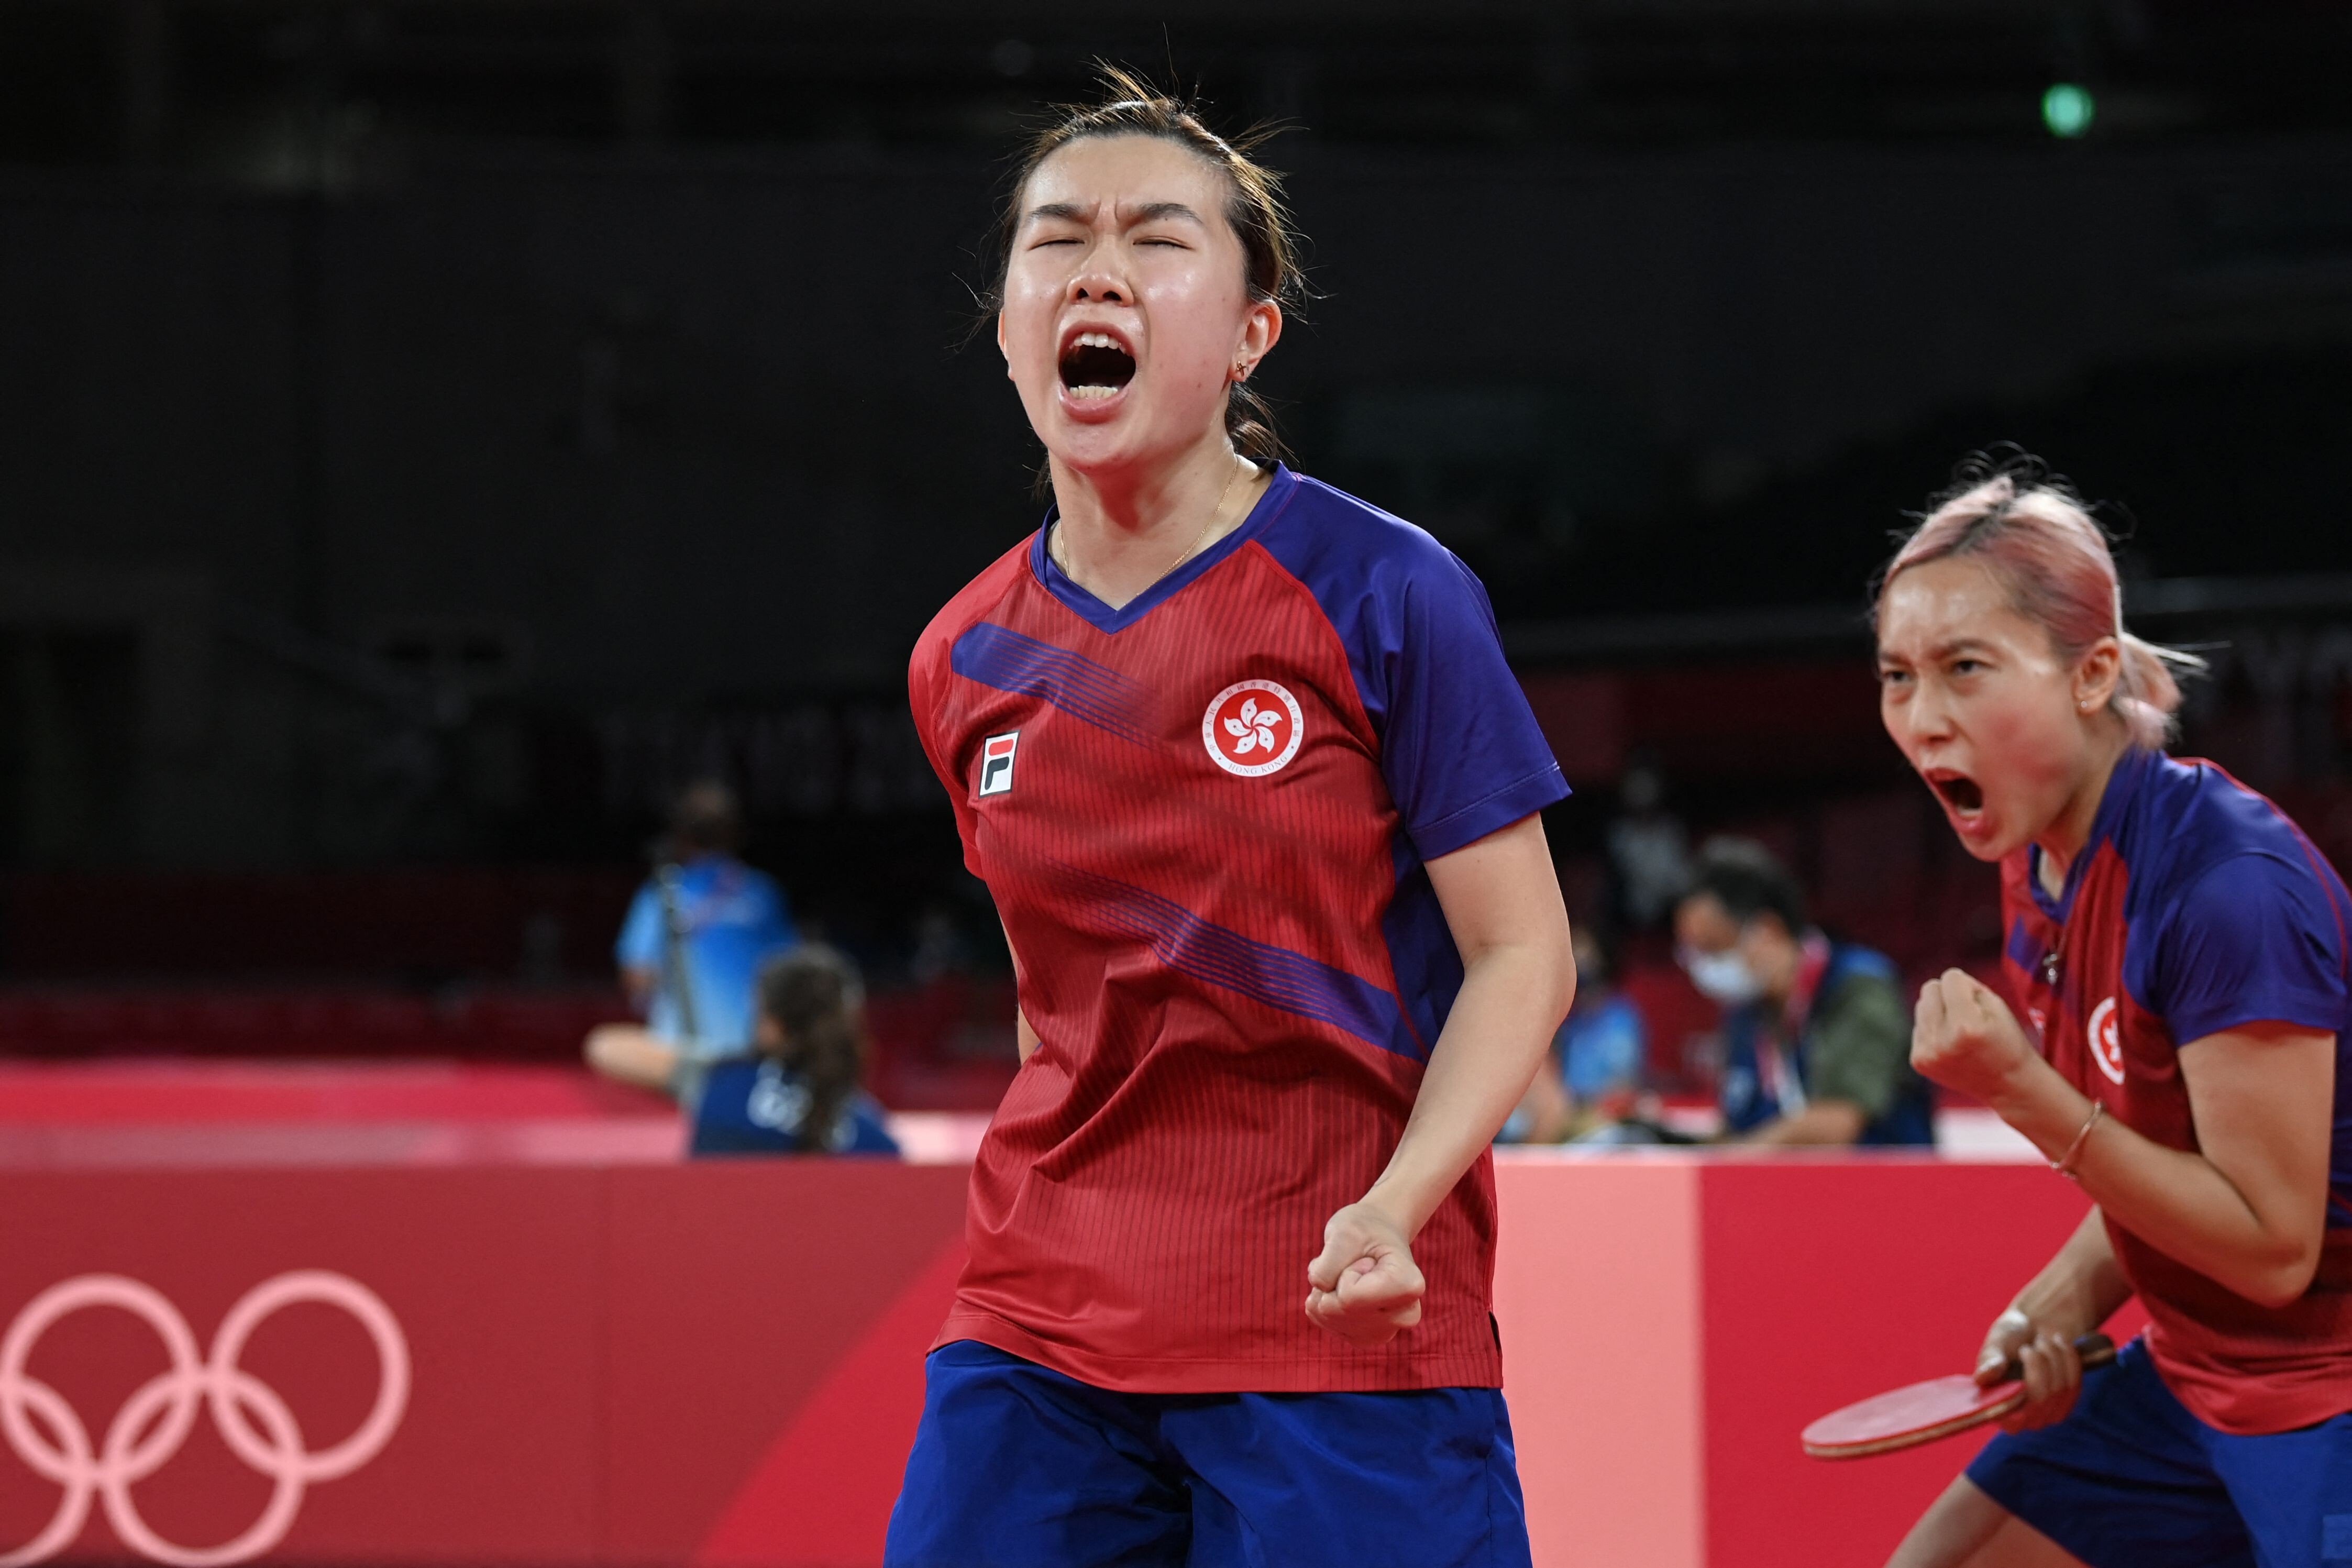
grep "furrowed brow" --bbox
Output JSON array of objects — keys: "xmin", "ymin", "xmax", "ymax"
[
  {"xmin": 1024, "ymin": 202, "xmax": 1089, "ymax": 225},
  {"xmin": 1127, "ymin": 201, "xmax": 1203, "ymax": 226}
]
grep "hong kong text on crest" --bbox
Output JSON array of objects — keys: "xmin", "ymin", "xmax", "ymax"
[{"xmin": 1203, "ymin": 680, "xmax": 1304, "ymax": 778}]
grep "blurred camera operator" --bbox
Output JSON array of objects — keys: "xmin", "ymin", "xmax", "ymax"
[
  {"xmin": 585, "ymin": 778, "xmax": 798, "ymax": 1099},
  {"xmin": 1674, "ymin": 838, "xmax": 1931, "ymax": 1146}
]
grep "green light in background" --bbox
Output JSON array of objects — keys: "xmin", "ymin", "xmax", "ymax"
[{"xmin": 2042, "ymin": 83, "xmax": 2095, "ymax": 139}]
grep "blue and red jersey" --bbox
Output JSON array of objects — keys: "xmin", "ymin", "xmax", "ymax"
[
  {"xmin": 907, "ymin": 465, "xmax": 1568, "ymax": 1394},
  {"xmin": 2000, "ymin": 747, "xmax": 2352, "ymax": 1434}
]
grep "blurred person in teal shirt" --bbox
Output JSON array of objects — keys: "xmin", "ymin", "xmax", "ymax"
[{"xmin": 586, "ymin": 779, "xmax": 798, "ymax": 1097}]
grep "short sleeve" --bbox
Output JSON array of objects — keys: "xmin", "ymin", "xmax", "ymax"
[
  {"xmin": 615, "ymin": 884, "xmax": 662, "ymax": 969},
  {"xmin": 1377, "ymin": 551, "xmax": 1568, "ymax": 860},
  {"xmin": 1805, "ymin": 972, "xmax": 1912, "ymax": 1119},
  {"xmin": 2151, "ymin": 852, "xmax": 2349, "ymax": 1045}
]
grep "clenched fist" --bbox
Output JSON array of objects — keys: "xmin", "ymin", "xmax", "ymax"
[
  {"xmin": 1912, "ymin": 969, "xmax": 2039, "ymax": 1105},
  {"xmin": 1305, "ymin": 1202, "xmax": 1426, "ymax": 1346}
]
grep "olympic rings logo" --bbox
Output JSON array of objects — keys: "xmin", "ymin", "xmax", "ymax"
[{"xmin": 0, "ymin": 1272, "xmax": 409, "ymax": 1568}]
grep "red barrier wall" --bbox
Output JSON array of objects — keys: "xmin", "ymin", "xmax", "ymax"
[{"xmin": 0, "ymin": 1157, "xmax": 2146, "ymax": 1568}]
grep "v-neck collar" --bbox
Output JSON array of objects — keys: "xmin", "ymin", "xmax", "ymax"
[
  {"xmin": 2028, "ymin": 745, "xmax": 2154, "ymax": 923},
  {"xmin": 1030, "ymin": 464, "xmax": 1297, "ymax": 635}
]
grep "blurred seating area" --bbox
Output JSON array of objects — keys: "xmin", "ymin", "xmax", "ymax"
[
  {"xmin": 0, "ymin": 777, "xmax": 2341, "ymax": 1123},
  {"xmin": 0, "ymin": 866, "xmax": 639, "ymax": 982},
  {"xmin": 0, "ymin": 865, "xmax": 1019, "ymax": 1115},
  {"xmin": 0, "ymin": 984, "xmax": 633, "ymax": 1060}
]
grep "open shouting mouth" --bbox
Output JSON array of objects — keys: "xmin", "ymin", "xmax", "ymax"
[
  {"xmin": 1925, "ymin": 768, "xmax": 1985, "ymax": 821},
  {"xmin": 1059, "ymin": 330, "xmax": 1136, "ymax": 403}
]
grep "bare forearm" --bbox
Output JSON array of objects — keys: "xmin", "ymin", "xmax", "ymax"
[
  {"xmin": 1364, "ymin": 944, "xmax": 1572, "ymax": 1237},
  {"xmin": 1915, "ymin": 977, "xmax": 2327, "ymax": 1313},
  {"xmin": 584, "ymin": 1024, "xmax": 680, "ymax": 1096},
  {"xmin": 2010, "ymin": 1207, "xmax": 2134, "ymax": 1334},
  {"xmin": 1739, "ymin": 1100, "xmax": 1866, "ymax": 1146},
  {"xmin": 1991, "ymin": 1065, "xmax": 2312, "ymax": 1306}
]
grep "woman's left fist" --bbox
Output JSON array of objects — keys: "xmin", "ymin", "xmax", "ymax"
[
  {"xmin": 1306, "ymin": 1202, "xmax": 1426, "ymax": 1346},
  {"xmin": 1911, "ymin": 969, "xmax": 2037, "ymax": 1102}
]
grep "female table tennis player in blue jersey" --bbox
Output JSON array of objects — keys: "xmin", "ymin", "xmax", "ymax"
[
  {"xmin": 1874, "ymin": 456, "xmax": 2352, "ymax": 1568},
  {"xmin": 885, "ymin": 71, "xmax": 1577, "ymax": 1568}
]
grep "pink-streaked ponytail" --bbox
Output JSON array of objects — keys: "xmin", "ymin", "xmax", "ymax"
[{"xmin": 1874, "ymin": 454, "xmax": 2203, "ymax": 749}]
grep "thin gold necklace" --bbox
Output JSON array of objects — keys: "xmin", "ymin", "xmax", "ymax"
[{"xmin": 1052, "ymin": 458, "xmax": 1249, "ymax": 589}]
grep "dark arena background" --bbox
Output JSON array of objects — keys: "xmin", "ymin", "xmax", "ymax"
[{"xmin": 1, "ymin": 3, "xmax": 2348, "ymax": 1565}]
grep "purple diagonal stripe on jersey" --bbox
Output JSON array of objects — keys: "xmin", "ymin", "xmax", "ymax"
[
  {"xmin": 2004, "ymin": 918, "xmax": 2041, "ymax": 971},
  {"xmin": 1048, "ymin": 862, "xmax": 1425, "ymax": 1061},
  {"xmin": 951, "ymin": 624, "xmax": 1159, "ymax": 748}
]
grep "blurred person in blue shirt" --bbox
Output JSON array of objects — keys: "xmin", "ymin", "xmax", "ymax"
[
  {"xmin": 587, "ymin": 779, "xmax": 797, "ymax": 1096},
  {"xmin": 1502, "ymin": 925, "xmax": 1648, "ymax": 1143},
  {"xmin": 692, "ymin": 944, "xmax": 899, "ymax": 1157},
  {"xmin": 1673, "ymin": 838, "xmax": 1931, "ymax": 1147}
]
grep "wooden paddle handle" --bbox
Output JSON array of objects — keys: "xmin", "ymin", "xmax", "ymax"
[{"xmin": 1993, "ymin": 1331, "xmax": 2116, "ymax": 1383}]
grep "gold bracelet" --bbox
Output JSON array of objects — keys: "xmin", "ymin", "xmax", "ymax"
[{"xmin": 2052, "ymin": 1100, "xmax": 2105, "ymax": 1180}]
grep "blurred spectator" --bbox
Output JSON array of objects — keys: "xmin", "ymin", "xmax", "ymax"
[
  {"xmin": 908, "ymin": 903, "xmax": 973, "ymax": 986},
  {"xmin": 1503, "ymin": 925, "xmax": 1647, "ymax": 1143},
  {"xmin": 1674, "ymin": 839, "xmax": 1930, "ymax": 1146},
  {"xmin": 587, "ymin": 779, "xmax": 797, "ymax": 1095},
  {"xmin": 1606, "ymin": 759, "xmax": 1693, "ymax": 930},
  {"xmin": 691, "ymin": 945, "xmax": 899, "ymax": 1157}
]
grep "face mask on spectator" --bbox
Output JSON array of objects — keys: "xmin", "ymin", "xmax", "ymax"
[{"xmin": 1681, "ymin": 945, "xmax": 1763, "ymax": 1007}]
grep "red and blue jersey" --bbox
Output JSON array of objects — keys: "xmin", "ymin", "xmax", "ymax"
[
  {"xmin": 2000, "ymin": 747, "xmax": 2352, "ymax": 1434},
  {"xmin": 907, "ymin": 465, "xmax": 1568, "ymax": 1394}
]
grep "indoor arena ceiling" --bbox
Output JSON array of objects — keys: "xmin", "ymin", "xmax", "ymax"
[{"xmin": 3, "ymin": 1, "xmax": 2348, "ymax": 172}]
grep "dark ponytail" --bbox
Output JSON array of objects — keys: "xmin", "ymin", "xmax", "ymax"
[
  {"xmin": 982, "ymin": 64, "xmax": 1307, "ymax": 466},
  {"xmin": 755, "ymin": 944, "xmax": 867, "ymax": 1153}
]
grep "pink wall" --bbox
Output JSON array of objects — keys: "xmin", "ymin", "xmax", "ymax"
[{"xmin": 1496, "ymin": 1159, "xmax": 1704, "ymax": 1568}]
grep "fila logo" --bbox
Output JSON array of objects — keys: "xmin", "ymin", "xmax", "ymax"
[
  {"xmin": 1203, "ymin": 680, "xmax": 1304, "ymax": 778},
  {"xmin": 2087, "ymin": 996, "xmax": 2125, "ymax": 1086},
  {"xmin": 978, "ymin": 732, "xmax": 1019, "ymax": 797}
]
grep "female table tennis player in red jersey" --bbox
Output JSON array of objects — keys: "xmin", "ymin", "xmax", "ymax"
[
  {"xmin": 1875, "ymin": 456, "xmax": 2351, "ymax": 1568},
  {"xmin": 884, "ymin": 73, "xmax": 1575, "ymax": 1568}
]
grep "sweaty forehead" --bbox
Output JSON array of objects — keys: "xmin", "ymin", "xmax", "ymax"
[
  {"xmin": 1877, "ymin": 557, "xmax": 2027, "ymax": 653},
  {"xmin": 1024, "ymin": 134, "xmax": 1229, "ymax": 219}
]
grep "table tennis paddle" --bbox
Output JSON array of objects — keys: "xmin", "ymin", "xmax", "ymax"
[{"xmin": 1801, "ymin": 1333, "xmax": 2117, "ymax": 1460}]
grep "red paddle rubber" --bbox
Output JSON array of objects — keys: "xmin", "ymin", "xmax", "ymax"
[{"xmin": 1801, "ymin": 1333, "xmax": 2117, "ymax": 1460}]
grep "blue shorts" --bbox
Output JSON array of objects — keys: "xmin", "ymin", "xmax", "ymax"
[
  {"xmin": 884, "ymin": 1340, "xmax": 1531, "ymax": 1568},
  {"xmin": 1968, "ymin": 1338, "xmax": 2352, "ymax": 1568}
]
